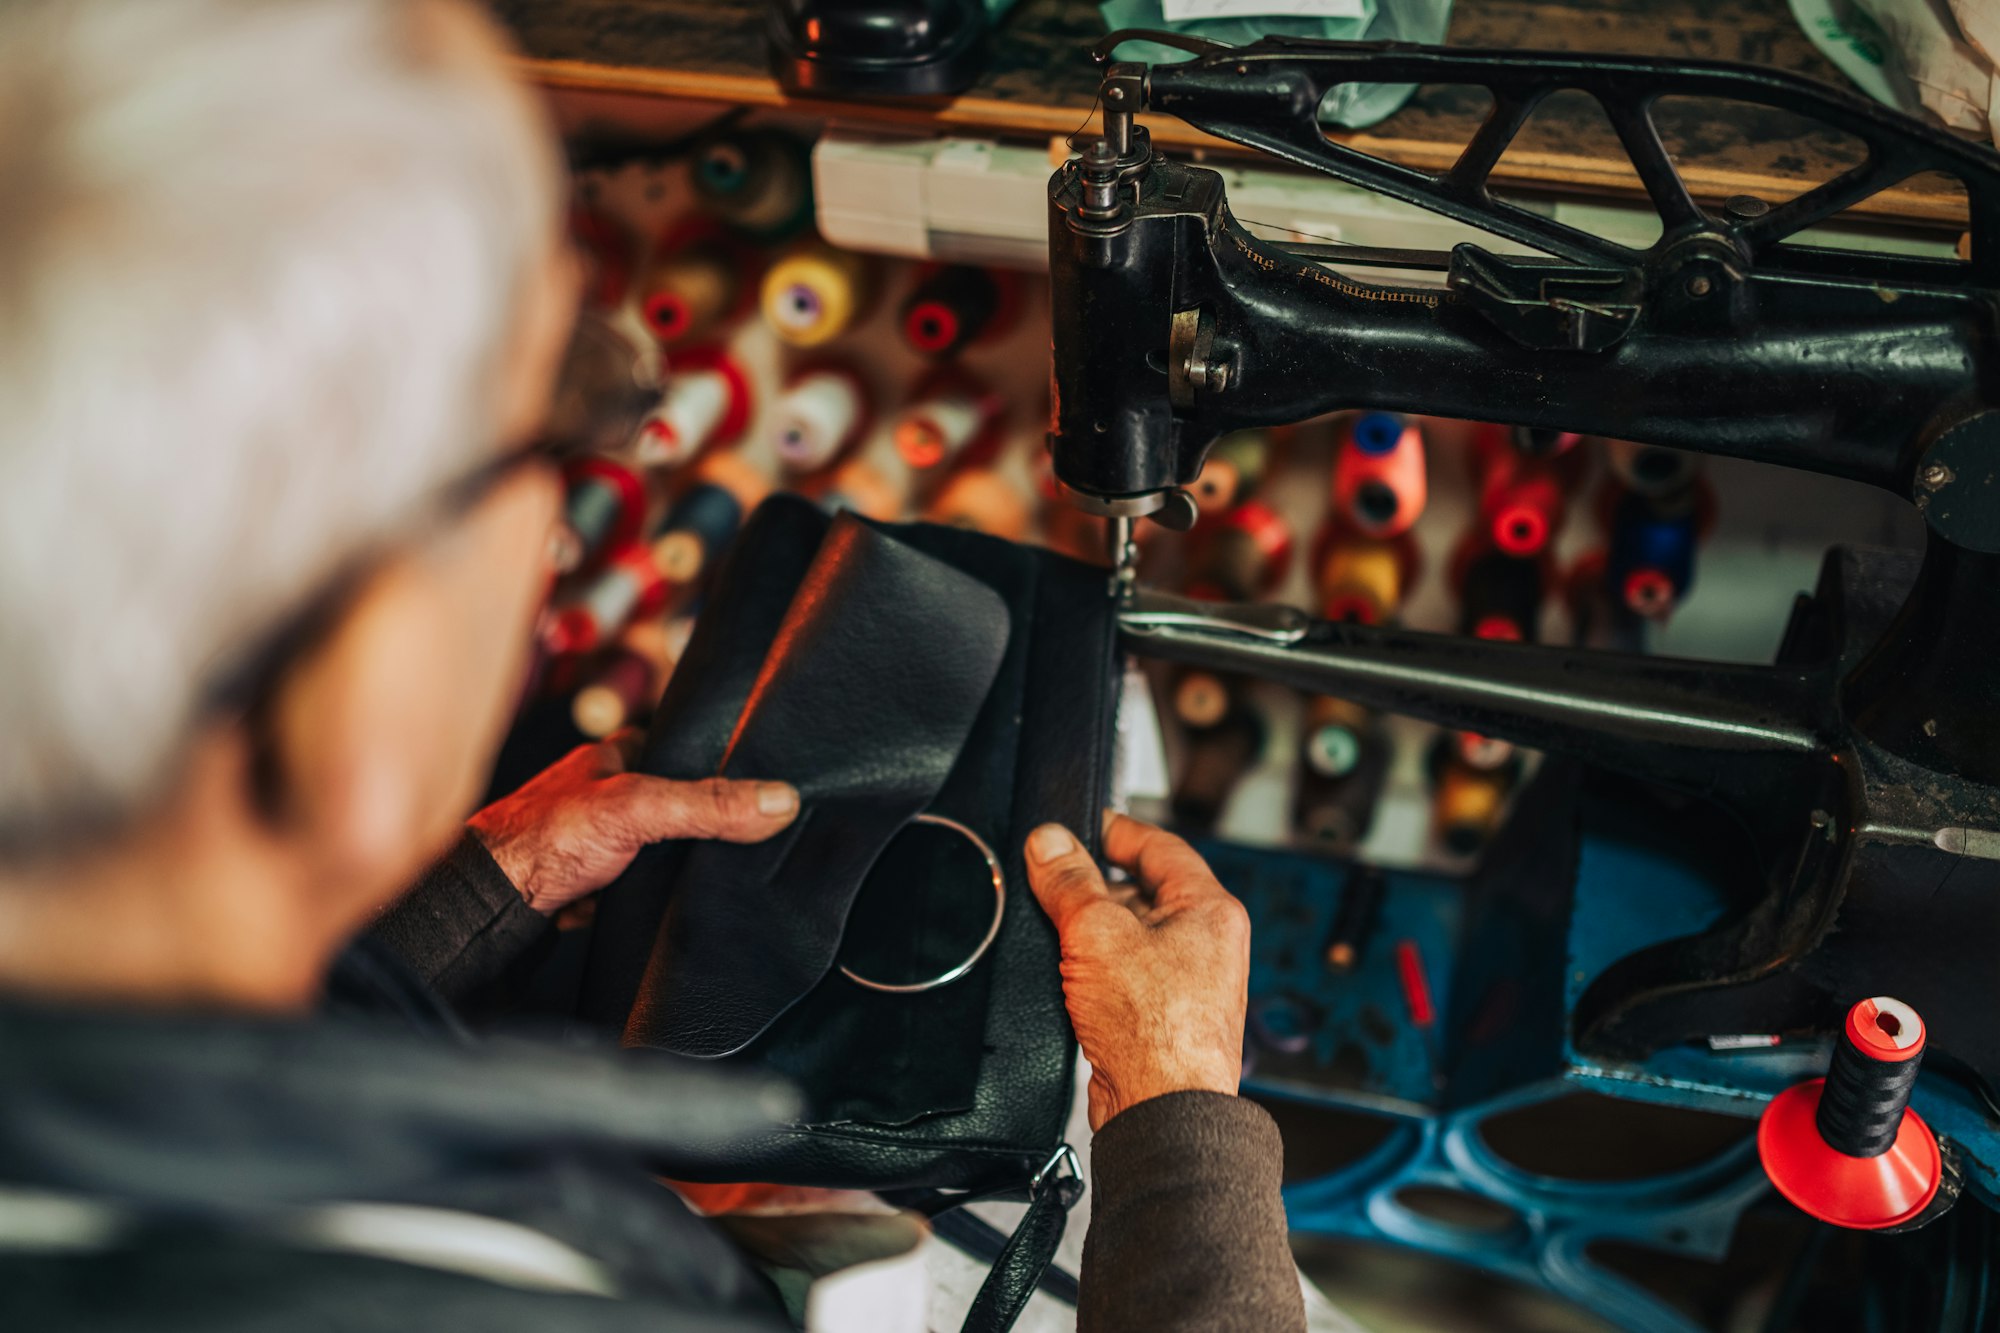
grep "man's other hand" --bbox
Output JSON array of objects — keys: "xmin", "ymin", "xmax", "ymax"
[
  {"xmin": 468, "ymin": 731, "xmax": 798, "ymax": 915},
  {"xmin": 1025, "ymin": 812, "xmax": 1250, "ymax": 1131}
]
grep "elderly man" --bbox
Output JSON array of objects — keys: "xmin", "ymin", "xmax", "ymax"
[{"xmin": 0, "ymin": 2, "xmax": 1305, "ymax": 1329}]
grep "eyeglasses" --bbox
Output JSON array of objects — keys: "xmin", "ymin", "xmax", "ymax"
[{"xmin": 199, "ymin": 308, "xmax": 663, "ymax": 722}]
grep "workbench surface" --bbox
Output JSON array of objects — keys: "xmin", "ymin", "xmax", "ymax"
[{"xmin": 494, "ymin": 0, "xmax": 1966, "ymax": 227}]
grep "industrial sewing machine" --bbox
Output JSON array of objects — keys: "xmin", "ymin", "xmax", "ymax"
[{"xmin": 1048, "ymin": 31, "xmax": 2000, "ymax": 1331}]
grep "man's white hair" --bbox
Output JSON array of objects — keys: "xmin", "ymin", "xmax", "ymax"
[{"xmin": 0, "ymin": 0, "xmax": 560, "ymax": 851}]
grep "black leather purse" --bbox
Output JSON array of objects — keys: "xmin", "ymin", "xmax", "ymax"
[{"xmin": 578, "ymin": 494, "xmax": 1120, "ymax": 1331}]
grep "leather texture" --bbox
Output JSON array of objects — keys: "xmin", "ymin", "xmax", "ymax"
[
  {"xmin": 625, "ymin": 517, "xmax": 1009, "ymax": 1058},
  {"xmin": 963, "ymin": 1176, "xmax": 1082, "ymax": 1333},
  {"xmin": 581, "ymin": 494, "xmax": 1116, "ymax": 1201}
]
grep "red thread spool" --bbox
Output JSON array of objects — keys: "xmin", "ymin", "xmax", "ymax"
[
  {"xmin": 1481, "ymin": 451, "xmax": 1570, "ymax": 558},
  {"xmin": 569, "ymin": 205, "xmax": 634, "ymax": 310},
  {"xmin": 636, "ymin": 221, "xmax": 758, "ymax": 346},
  {"xmin": 1457, "ymin": 546, "xmax": 1544, "ymax": 643},
  {"xmin": 631, "ymin": 347, "xmax": 754, "ymax": 469},
  {"xmin": 556, "ymin": 457, "xmax": 647, "ymax": 574},
  {"xmin": 1334, "ymin": 412, "xmax": 1427, "ymax": 539},
  {"xmin": 1189, "ymin": 500, "xmax": 1293, "ymax": 601},
  {"xmin": 894, "ymin": 372, "xmax": 1005, "ymax": 473},
  {"xmin": 544, "ymin": 546, "xmax": 670, "ymax": 657},
  {"xmin": 900, "ymin": 265, "xmax": 1022, "ymax": 357},
  {"xmin": 1758, "ymin": 996, "xmax": 1942, "ymax": 1231},
  {"xmin": 1190, "ymin": 430, "xmax": 1273, "ymax": 519}
]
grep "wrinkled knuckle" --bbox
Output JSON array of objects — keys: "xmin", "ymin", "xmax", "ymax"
[
  {"xmin": 1209, "ymin": 893, "xmax": 1252, "ymax": 941},
  {"xmin": 694, "ymin": 778, "xmax": 743, "ymax": 828},
  {"xmin": 1044, "ymin": 860, "xmax": 1102, "ymax": 898}
]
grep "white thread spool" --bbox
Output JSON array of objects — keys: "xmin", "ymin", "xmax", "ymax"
[
  {"xmin": 772, "ymin": 369, "xmax": 865, "ymax": 473},
  {"xmin": 895, "ymin": 392, "xmax": 986, "ymax": 470},
  {"xmin": 634, "ymin": 369, "xmax": 731, "ymax": 468}
]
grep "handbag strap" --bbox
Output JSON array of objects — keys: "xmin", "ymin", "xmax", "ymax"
[{"xmin": 957, "ymin": 1146, "xmax": 1083, "ymax": 1333}]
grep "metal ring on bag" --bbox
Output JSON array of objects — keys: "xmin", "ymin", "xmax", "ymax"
[{"xmin": 838, "ymin": 813, "xmax": 1006, "ymax": 994}]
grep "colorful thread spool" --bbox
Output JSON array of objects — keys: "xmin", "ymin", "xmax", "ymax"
[
  {"xmin": 571, "ymin": 648, "xmax": 659, "ymax": 739},
  {"xmin": 638, "ymin": 239, "xmax": 745, "ymax": 345},
  {"xmin": 690, "ymin": 127, "xmax": 813, "ymax": 240},
  {"xmin": 894, "ymin": 375, "xmax": 1004, "ymax": 472},
  {"xmin": 545, "ymin": 545, "xmax": 670, "ymax": 657},
  {"xmin": 900, "ymin": 265, "xmax": 1020, "ymax": 357},
  {"xmin": 1315, "ymin": 533, "xmax": 1410, "ymax": 625},
  {"xmin": 1606, "ymin": 489, "xmax": 1699, "ymax": 620},
  {"xmin": 1190, "ymin": 500, "xmax": 1293, "ymax": 601},
  {"xmin": 922, "ymin": 468, "xmax": 1031, "ymax": 541},
  {"xmin": 555, "ymin": 457, "xmax": 647, "ymax": 575},
  {"xmin": 1604, "ymin": 438, "xmax": 1702, "ymax": 500},
  {"xmin": 569, "ymin": 205, "xmax": 633, "ymax": 309},
  {"xmin": 631, "ymin": 348, "xmax": 754, "ymax": 469},
  {"xmin": 761, "ymin": 241, "xmax": 875, "ymax": 347},
  {"xmin": 1189, "ymin": 430, "xmax": 1272, "ymax": 519},
  {"xmin": 816, "ymin": 458, "xmax": 910, "ymax": 521},
  {"xmin": 770, "ymin": 364, "xmax": 872, "ymax": 475},
  {"xmin": 1335, "ymin": 412, "xmax": 1427, "ymax": 539},
  {"xmin": 1458, "ymin": 547, "xmax": 1544, "ymax": 643},
  {"xmin": 650, "ymin": 452, "xmax": 770, "ymax": 587},
  {"xmin": 1480, "ymin": 451, "xmax": 1570, "ymax": 558}
]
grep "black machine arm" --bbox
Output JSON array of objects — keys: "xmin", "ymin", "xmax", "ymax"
[
  {"xmin": 1047, "ymin": 36, "xmax": 2000, "ymax": 1104},
  {"xmin": 1049, "ymin": 35, "xmax": 2000, "ymax": 554}
]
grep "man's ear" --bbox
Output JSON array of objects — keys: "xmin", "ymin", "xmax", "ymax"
[{"xmin": 261, "ymin": 556, "xmax": 478, "ymax": 908}]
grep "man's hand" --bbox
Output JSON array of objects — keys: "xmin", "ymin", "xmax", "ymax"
[
  {"xmin": 468, "ymin": 731, "xmax": 798, "ymax": 916},
  {"xmin": 1025, "ymin": 812, "xmax": 1250, "ymax": 1131}
]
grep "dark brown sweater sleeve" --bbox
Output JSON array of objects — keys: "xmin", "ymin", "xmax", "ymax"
[
  {"xmin": 1080, "ymin": 1091, "xmax": 1306, "ymax": 1333},
  {"xmin": 367, "ymin": 833, "xmax": 552, "ymax": 1002}
]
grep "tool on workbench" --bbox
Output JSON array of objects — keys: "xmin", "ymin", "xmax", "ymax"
[{"xmin": 1394, "ymin": 938, "xmax": 1447, "ymax": 1091}]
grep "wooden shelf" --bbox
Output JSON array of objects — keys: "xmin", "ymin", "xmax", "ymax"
[{"xmin": 495, "ymin": 0, "xmax": 1968, "ymax": 229}]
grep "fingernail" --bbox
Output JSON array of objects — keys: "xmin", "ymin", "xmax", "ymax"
[
  {"xmin": 1028, "ymin": 824, "xmax": 1076, "ymax": 863},
  {"xmin": 757, "ymin": 783, "xmax": 799, "ymax": 817}
]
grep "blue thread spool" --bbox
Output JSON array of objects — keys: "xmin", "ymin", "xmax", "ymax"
[{"xmin": 1607, "ymin": 491, "xmax": 1697, "ymax": 619}]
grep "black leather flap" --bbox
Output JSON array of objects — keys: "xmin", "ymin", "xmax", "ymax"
[{"xmin": 623, "ymin": 514, "xmax": 1011, "ymax": 1058}]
